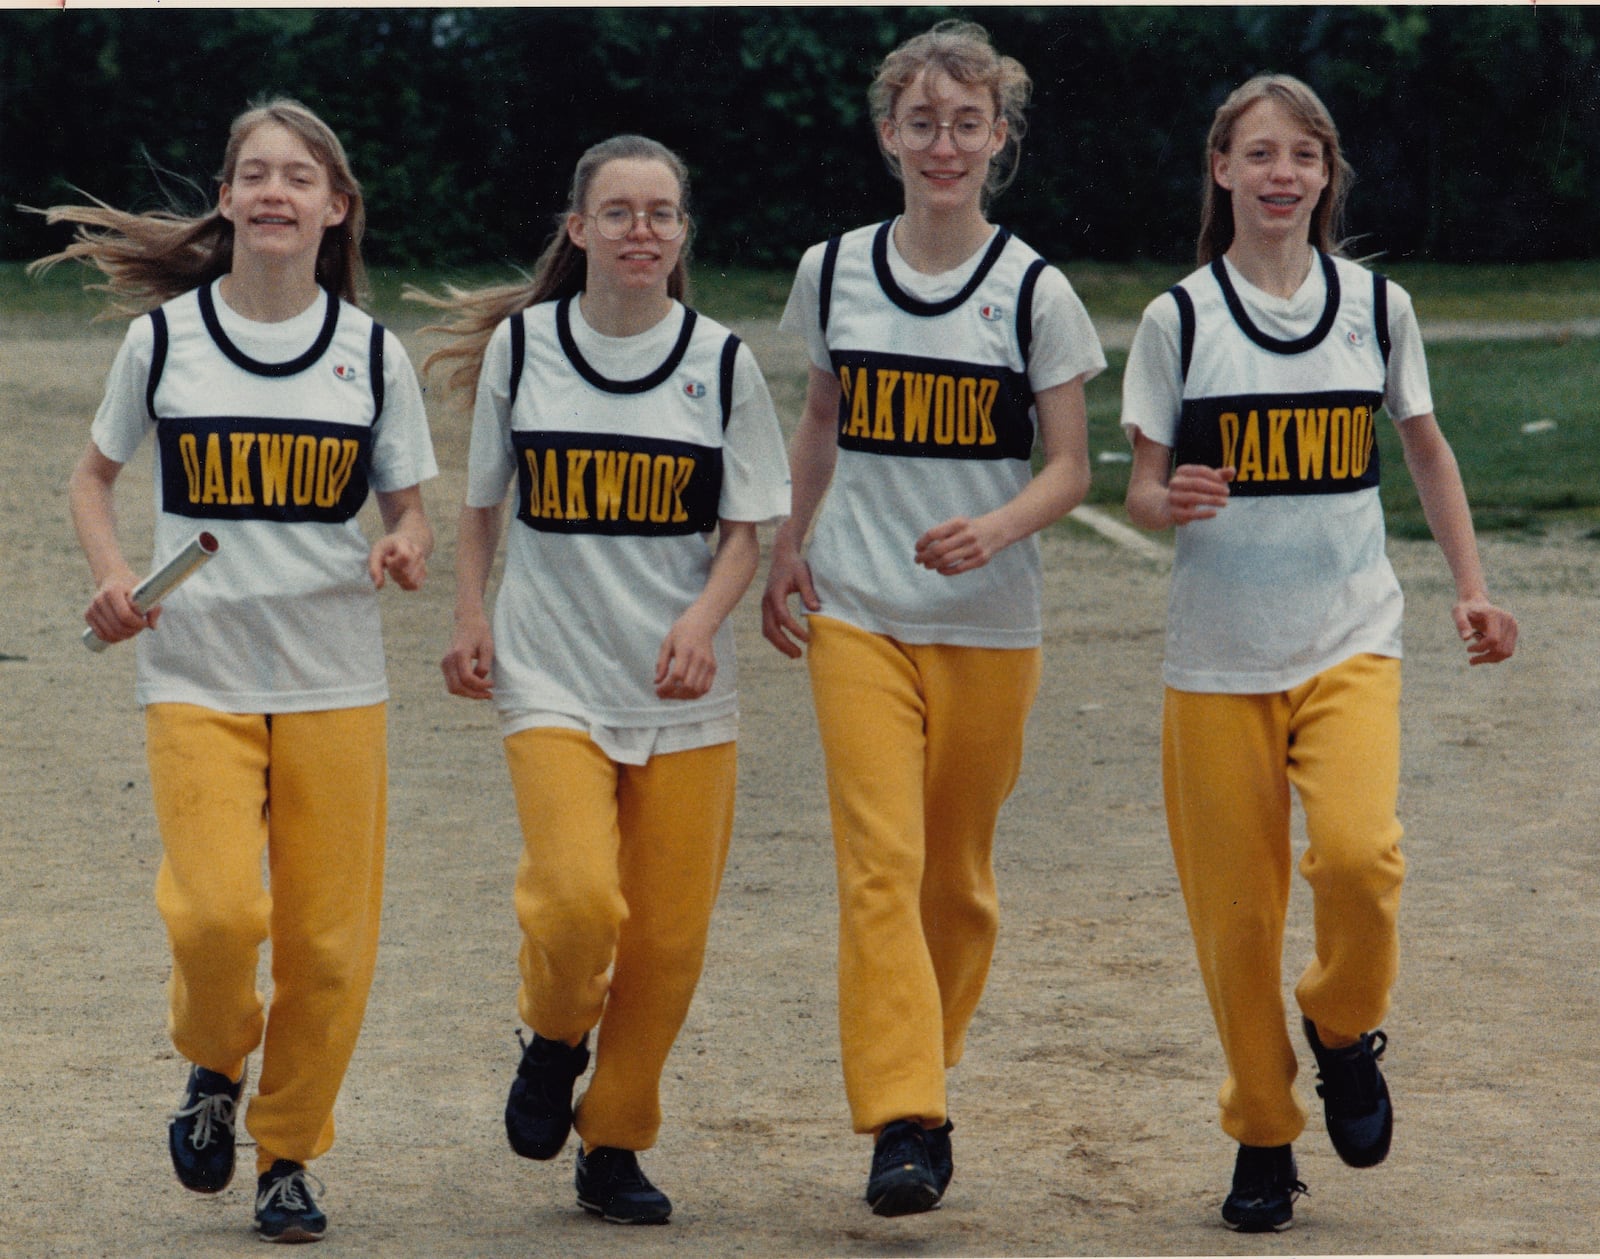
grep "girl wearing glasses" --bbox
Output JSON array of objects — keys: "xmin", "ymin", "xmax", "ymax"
[
  {"xmin": 761, "ymin": 20, "xmax": 1103, "ymax": 1216},
  {"xmin": 1121, "ymin": 74, "xmax": 1517, "ymax": 1231},
  {"xmin": 414, "ymin": 134, "xmax": 788, "ymax": 1226}
]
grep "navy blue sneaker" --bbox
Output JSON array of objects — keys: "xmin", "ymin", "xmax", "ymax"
[
  {"xmin": 254, "ymin": 1159, "xmax": 327, "ymax": 1243},
  {"xmin": 168, "ymin": 1063, "xmax": 244, "ymax": 1193},
  {"xmin": 1221, "ymin": 1143, "xmax": 1305, "ymax": 1232},
  {"xmin": 926, "ymin": 1119, "xmax": 954, "ymax": 1197},
  {"xmin": 1303, "ymin": 1018, "xmax": 1393, "ymax": 1168},
  {"xmin": 575, "ymin": 1146, "xmax": 672, "ymax": 1224},
  {"xmin": 506, "ymin": 1031, "xmax": 590, "ymax": 1160},
  {"xmin": 865, "ymin": 1119, "xmax": 940, "ymax": 1217}
]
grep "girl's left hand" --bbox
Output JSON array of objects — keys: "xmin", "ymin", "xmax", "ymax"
[
  {"xmin": 369, "ymin": 535, "xmax": 427, "ymax": 591},
  {"xmin": 914, "ymin": 515, "xmax": 1004, "ymax": 576},
  {"xmin": 656, "ymin": 612, "xmax": 718, "ymax": 700},
  {"xmin": 1454, "ymin": 597, "xmax": 1518, "ymax": 665}
]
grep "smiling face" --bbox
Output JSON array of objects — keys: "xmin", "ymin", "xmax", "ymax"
[
  {"xmin": 879, "ymin": 68, "xmax": 1006, "ymax": 215},
  {"xmin": 1212, "ymin": 96, "xmax": 1330, "ymax": 250},
  {"xmin": 218, "ymin": 121, "xmax": 348, "ymax": 271},
  {"xmin": 566, "ymin": 157, "xmax": 687, "ymax": 300}
]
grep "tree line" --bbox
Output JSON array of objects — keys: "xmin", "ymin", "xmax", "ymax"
[{"xmin": 4, "ymin": 6, "xmax": 1598, "ymax": 270}]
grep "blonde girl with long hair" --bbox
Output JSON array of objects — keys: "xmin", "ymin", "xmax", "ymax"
[
  {"xmin": 1122, "ymin": 73, "xmax": 1517, "ymax": 1231},
  {"xmin": 37, "ymin": 96, "xmax": 437, "ymax": 1243}
]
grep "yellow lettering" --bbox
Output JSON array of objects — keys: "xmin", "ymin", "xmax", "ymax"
[
  {"xmin": 178, "ymin": 433, "xmax": 202, "ymax": 503},
  {"xmin": 1266, "ymin": 410, "xmax": 1291, "ymax": 481},
  {"xmin": 541, "ymin": 449, "xmax": 562, "ymax": 519},
  {"xmin": 902, "ymin": 373, "xmax": 934, "ymax": 443},
  {"xmin": 1236, "ymin": 410, "xmax": 1264, "ymax": 482},
  {"xmin": 845, "ymin": 367, "xmax": 871, "ymax": 438},
  {"xmin": 956, "ymin": 378, "xmax": 979, "ymax": 445},
  {"xmin": 872, "ymin": 369, "xmax": 900, "ymax": 441},
  {"xmin": 671, "ymin": 456, "xmax": 694, "ymax": 524},
  {"xmin": 1219, "ymin": 412, "xmax": 1240, "ymax": 469},
  {"xmin": 201, "ymin": 433, "xmax": 227, "ymax": 504},
  {"xmin": 313, "ymin": 437, "xmax": 344, "ymax": 507},
  {"xmin": 1329, "ymin": 408, "xmax": 1351, "ymax": 479},
  {"xmin": 932, "ymin": 375, "xmax": 957, "ymax": 444},
  {"xmin": 648, "ymin": 454, "xmax": 677, "ymax": 523},
  {"xmin": 1350, "ymin": 406, "xmax": 1373, "ymax": 477},
  {"xmin": 593, "ymin": 451, "xmax": 625, "ymax": 520},
  {"xmin": 626, "ymin": 452, "xmax": 652, "ymax": 521},
  {"xmin": 565, "ymin": 449, "xmax": 591, "ymax": 520},
  {"xmin": 1295, "ymin": 409, "xmax": 1328, "ymax": 480},
  {"xmin": 259, "ymin": 435, "xmax": 292, "ymax": 506},
  {"xmin": 228, "ymin": 433, "xmax": 256, "ymax": 504},
  {"xmin": 976, "ymin": 378, "xmax": 999, "ymax": 445},
  {"xmin": 291, "ymin": 434, "xmax": 318, "ymax": 505}
]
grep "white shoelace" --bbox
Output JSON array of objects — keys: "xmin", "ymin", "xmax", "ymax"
[
  {"xmin": 170, "ymin": 1092, "xmax": 237, "ymax": 1150},
  {"xmin": 256, "ymin": 1165, "xmax": 325, "ymax": 1213}
]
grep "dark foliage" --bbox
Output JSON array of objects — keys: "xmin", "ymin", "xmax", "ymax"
[{"xmin": 5, "ymin": 7, "xmax": 1598, "ymax": 267}]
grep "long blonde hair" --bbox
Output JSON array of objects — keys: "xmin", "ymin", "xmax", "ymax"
[
  {"xmin": 27, "ymin": 97, "xmax": 367, "ymax": 316},
  {"xmin": 868, "ymin": 19, "xmax": 1032, "ymax": 207},
  {"xmin": 410, "ymin": 135, "xmax": 694, "ymax": 409},
  {"xmin": 1197, "ymin": 73, "xmax": 1353, "ymax": 265}
]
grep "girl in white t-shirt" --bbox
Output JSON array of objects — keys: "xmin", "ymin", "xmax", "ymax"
[
  {"xmin": 760, "ymin": 20, "xmax": 1102, "ymax": 1217},
  {"xmin": 39, "ymin": 97, "xmax": 436, "ymax": 1243},
  {"xmin": 416, "ymin": 134, "xmax": 788, "ymax": 1227},
  {"xmin": 1121, "ymin": 73, "xmax": 1518, "ymax": 1233}
]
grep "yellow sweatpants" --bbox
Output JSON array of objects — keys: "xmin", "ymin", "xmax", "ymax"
[
  {"xmin": 146, "ymin": 702, "xmax": 387, "ymax": 1173},
  {"xmin": 1163, "ymin": 653, "xmax": 1405, "ymax": 1148},
  {"xmin": 504, "ymin": 728, "xmax": 736, "ymax": 1152},
  {"xmin": 806, "ymin": 615, "xmax": 1041, "ymax": 1134}
]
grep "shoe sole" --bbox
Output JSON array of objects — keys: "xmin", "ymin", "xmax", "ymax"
[
  {"xmin": 869, "ymin": 1179, "xmax": 942, "ymax": 1218},
  {"xmin": 507, "ymin": 1131, "xmax": 570, "ymax": 1161},
  {"xmin": 1224, "ymin": 1215, "xmax": 1294, "ymax": 1233},
  {"xmin": 576, "ymin": 1196, "xmax": 671, "ymax": 1225},
  {"xmin": 257, "ymin": 1224, "xmax": 326, "ymax": 1243}
]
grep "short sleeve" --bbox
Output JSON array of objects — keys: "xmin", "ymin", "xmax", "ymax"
[
  {"xmin": 717, "ymin": 342, "xmax": 791, "ymax": 525},
  {"xmin": 1381, "ymin": 283, "xmax": 1434, "ymax": 423},
  {"xmin": 464, "ymin": 319, "xmax": 518, "ymax": 509},
  {"xmin": 778, "ymin": 242, "xmax": 831, "ymax": 371},
  {"xmin": 1119, "ymin": 293, "xmax": 1186, "ymax": 449},
  {"xmin": 1024, "ymin": 265, "xmax": 1106, "ymax": 393},
  {"xmin": 89, "ymin": 315, "xmax": 159, "ymax": 464},
  {"xmin": 369, "ymin": 330, "xmax": 438, "ymax": 493}
]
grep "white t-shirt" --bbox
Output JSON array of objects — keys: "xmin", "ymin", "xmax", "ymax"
[
  {"xmin": 91, "ymin": 280, "xmax": 437, "ymax": 712},
  {"xmin": 466, "ymin": 295, "xmax": 790, "ymax": 755},
  {"xmin": 781, "ymin": 219, "xmax": 1105, "ymax": 647},
  {"xmin": 1121, "ymin": 251, "xmax": 1434, "ymax": 692}
]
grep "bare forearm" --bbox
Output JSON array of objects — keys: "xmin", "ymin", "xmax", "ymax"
[
  {"xmin": 378, "ymin": 487, "xmax": 435, "ymax": 561},
  {"xmin": 688, "ymin": 522, "xmax": 760, "ymax": 631},
  {"xmin": 452, "ymin": 503, "xmax": 503, "ymax": 621},
  {"xmin": 68, "ymin": 445, "xmax": 134, "ymax": 586}
]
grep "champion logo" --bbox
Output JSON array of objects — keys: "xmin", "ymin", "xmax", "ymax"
[
  {"xmin": 683, "ymin": 380, "xmax": 707, "ymax": 399},
  {"xmin": 979, "ymin": 304, "xmax": 1004, "ymax": 322},
  {"xmin": 332, "ymin": 363, "xmax": 360, "ymax": 382},
  {"xmin": 1346, "ymin": 329, "xmax": 1366, "ymax": 348}
]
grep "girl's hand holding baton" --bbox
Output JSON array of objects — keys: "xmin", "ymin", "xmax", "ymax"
[{"xmin": 81, "ymin": 531, "xmax": 219, "ymax": 652}]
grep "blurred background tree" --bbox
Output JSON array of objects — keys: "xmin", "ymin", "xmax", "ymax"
[{"xmin": 4, "ymin": 6, "xmax": 1598, "ymax": 269}]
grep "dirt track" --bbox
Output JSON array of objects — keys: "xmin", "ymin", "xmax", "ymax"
[{"xmin": 2, "ymin": 317, "xmax": 1597, "ymax": 1257}]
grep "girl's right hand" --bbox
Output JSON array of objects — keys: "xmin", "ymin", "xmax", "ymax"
[
  {"xmin": 1168, "ymin": 464, "xmax": 1235, "ymax": 524},
  {"xmin": 85, "ymin": 569, "xmax": 156, "ymax": 644},
  {"xmin": 441, "ymin": 615, "xmax": 495, "ymax": 699},
  {"xmin": 760, "ymin": 542, "xmax": 820, "ymax": 659}
]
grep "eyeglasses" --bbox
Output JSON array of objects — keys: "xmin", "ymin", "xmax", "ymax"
[
  {"xmin": 892, "ymin": 115, "xmax": 996, "ymax": 153},
  {"xmin": 588, "ymin": 205, "xmax": 688, "ymax": 241}
]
